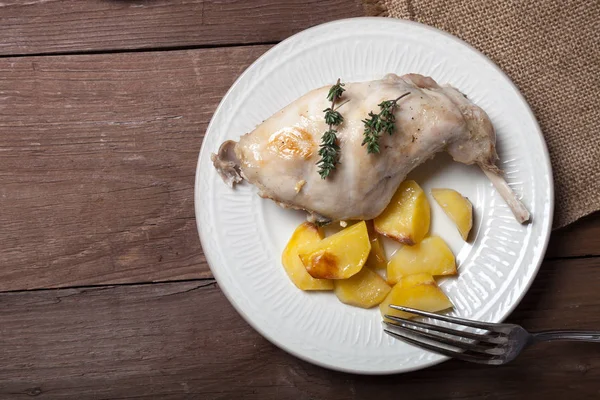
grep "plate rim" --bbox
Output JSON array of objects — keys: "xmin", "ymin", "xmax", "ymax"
[{"xmin": 194, "ymin": 17, "xmax": 554, "ymax": 375}]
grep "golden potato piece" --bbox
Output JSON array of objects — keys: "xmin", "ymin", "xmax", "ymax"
[
  {"xmin": 379, "ymin": 273, "xmax": 453, "ymax": 320},
  {"xmin": 387, "ymin": 236, "xmax": 456, "ymax": 285},
  {"xmin": 299, "ymin": 220, "xmax": 371, "ymax": 279},
  {"xmin": 281, "ymin": 222, "xmax": 333, "ymax": 291},
  {"xmin": 374, "ymin": 180, "xmax": 430, "ymax": 245},
  {"xmin": 431, "ymin": 188, "xmax": 473, "ymax": 241},
  {"xmin": 366, "ymin": 220, "xmax": 387, "ymax": 269},
  {"xmin": 334, "ymin": 267, "xmax": 391, "ymax": 308}
]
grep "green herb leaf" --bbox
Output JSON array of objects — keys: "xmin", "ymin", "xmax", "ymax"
[
  {"xmin": 326, "ymin": 80, "xmax": 346, "ymax": 102},
  {"xmin": 317, "ymin": 79, "xmax": 346, "ymax": 179},
  {"xmin": 361, "ymin": 92, "xmax": 410, "ymax": 154},
  {"xmin": 323, "ymin": 108, "xmax": 344, "ymax": 126}
]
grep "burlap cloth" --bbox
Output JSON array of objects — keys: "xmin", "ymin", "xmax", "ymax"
[{"xmin": 364, "ymin": 0, "xmax": 599, "ymax": 229}]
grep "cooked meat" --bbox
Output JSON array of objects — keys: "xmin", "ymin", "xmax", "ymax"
[{"xmin": 212, "ymin": 73, "xmax": 530, "ymax": 224}]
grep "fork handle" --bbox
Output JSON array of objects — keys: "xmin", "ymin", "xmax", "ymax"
[{"xmin": 533, "ymin": 330, "xmax": 600, "ymax": 343}]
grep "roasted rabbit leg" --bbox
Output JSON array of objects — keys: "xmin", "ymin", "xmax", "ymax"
[{"xmin": 212, "ymin": 73, "xmax": 530, "ymax": 224}]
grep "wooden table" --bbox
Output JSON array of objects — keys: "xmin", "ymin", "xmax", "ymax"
[{"xmin": 1, "ymin": 2, "xmax": 599, "ymax": 398}]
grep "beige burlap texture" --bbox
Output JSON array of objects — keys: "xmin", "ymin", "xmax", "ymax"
[{"xmin": 364, "ymin": 0, "xmax": 599, "ymax": 229}]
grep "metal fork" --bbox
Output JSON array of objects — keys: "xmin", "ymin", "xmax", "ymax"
[{"xmin": 383, "ymin": 306, "xmax": 600, "ymax": 365}]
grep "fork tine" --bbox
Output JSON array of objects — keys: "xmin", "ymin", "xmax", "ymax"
[
  {"xmin": 384, "ymin": 315, "xmax": 505, "ymax": 344},
  {"xmin": 384, "ymin": 329, "xmax": 503, "ymax": 365},
  {"xmin": 383, "ymin": 321, "xmax": 503, "ymax": 355},
  {"xmin": 389, "ymin": 305, "xmax": 497, "ymax": 330}
]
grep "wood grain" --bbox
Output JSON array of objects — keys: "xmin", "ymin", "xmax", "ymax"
[
  {"xmin": 1, "ymin": 46, "xmax": 599, "ymax": 292},
  {"xmin": 0, "ymin": 257, "xmax": 599, "ymax": 399},
  {"xmin": 0, "ymin": 46, "xmax": 269, "ymax": 291},
  {"xmin": 0, "ymin": 0, "xmax": 363, "ymax": 56},
  {"xmin": 547, "ymin": 212, "xmax": 600, "ymax": 258}
]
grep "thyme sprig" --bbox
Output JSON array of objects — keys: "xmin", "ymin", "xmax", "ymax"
[
  {"xmin": 317, "ymin": 79, "xmax": 345, "ymax": 179},
  {"xmin": 361, "ymin": 92, "xmax": 410, "ymax": 154}
]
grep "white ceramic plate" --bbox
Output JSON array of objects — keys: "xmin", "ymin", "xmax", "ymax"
[{"xmin": 195, "ymin": 17, "xmax": 553, "ymax": 374}]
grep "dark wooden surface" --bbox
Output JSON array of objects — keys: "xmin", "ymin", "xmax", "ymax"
[
  {"xmin": 1, "ymin": 257, "xmax": 599, "ymax": 399},
  {"xmin": 0, "ymin": 0, "xmax": 363, "ymax": 56},
  {"xmin": 0, "ymin": 46, "xmax": 271, "ymax": 290},
  {"xmin": 0, "ymin": 1, "xmax": 599, "ymax": 399}
]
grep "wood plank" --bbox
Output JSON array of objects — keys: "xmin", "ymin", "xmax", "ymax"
[
  {"xmin": 0, "ymin": 46, "xmax": 271, "ymax": 291},
  {"xmin": 0, "ymin": 257, "xmax": 599, "ymax": 399},
  {"xmin": 547, "ymin": 211, "xmax": 600, "ymax": 258},
  {"xmin": 0, "ymin": 0, "xmax": 363, "ymax": 56},
  {"xmin": 1, "ymin": 47, "xmax": 598, "ymax": 292}
]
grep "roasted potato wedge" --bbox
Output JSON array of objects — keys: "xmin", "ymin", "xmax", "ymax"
[
  {"xmin": 380, "ymin": 273, "xmax": 453, "ymax": 320},
  {"xmin": 374, "ymin": 180, "xmax": 430, "ymax": 245},
  {"xmin": 282, "ymin": 222, "xmax": 333, "ymax": 290},
  {"xmin": 431, "ymin": 188, "xmax": 473, "ymax": 241},
  {"xmin": 366, "ymin": 220, "xmax": 387, "ymax": 269},
  {"xmin": 299, "ymin": 221, "xmax": 371, "ymax": 279},
  {"xmin": 334, "ymin": 267, "xmax": 391, "ymax": 308},
  {"xmin": 387, "ymin": 236, "xmax": 456, "ymax": 284}
]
